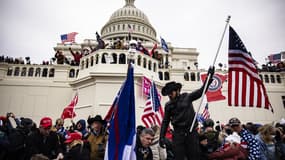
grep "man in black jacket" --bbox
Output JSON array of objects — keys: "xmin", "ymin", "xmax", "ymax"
[
  {"xmin": 159, "ymin": 66, "xmax": 215, "ymax": 160},
  {"xmin": 136, "ymin": 128, "xmax": 155, "ymax": 160}
]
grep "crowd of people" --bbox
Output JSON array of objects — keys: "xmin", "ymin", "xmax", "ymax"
[{"xmin": 0, "ymin": 111, "xmax": 284, "ymax": 160}]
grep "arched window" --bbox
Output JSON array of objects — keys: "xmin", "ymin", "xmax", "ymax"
[
  {"xmin": 143, "ymin": 58, "xmax": 147, "ymax": 68},
  {"xmin": 148, "ymin": 60, "xmax": 152, "ymax": 70},
  {"xmin": 164, "ymin": 72, "xmax": 170, "ymax": 80},
  {"xmin": 35, "ymin": 68, "xmax": 41, "ymax": 77},
  {"xmin": 49, "ymin": 68, "xmax": 55, "ymax": 77},
  {"xmin": 184, "ymin": 72, "xmax": 189, "ymax": 81},
  {"xmin": 69, "ymin": 69, "xmax": 75, "ymax": 78},
  {"xmin": 197, "ymin": 72, "xmax": 200, "ymax": 81},
  {"xmin": 28, "ymin": 68, "xmax": 34, "ymax": 77},
  {"xmin": 117, "ymin": 25, "xmax": 120, "ymax": 30},
  {"xmin": 277, "ymin": 75, "xmax": 281, "ymax": 83},
  {"xmin": 190, "ymin": 72, "xmax": 196, "ymax": 81},
  {"xmin": 42, "ymin": 68, "xmax": 48, "ymax": 77},
  {"xmin": 270, "ymin": 75, "xmax": 275, "ymax": 83},
  {"xmin": 153, "ymin": 63, "xmax": 157, "ymax": 72},
  {"xmin": 21, "ymin": 67, "xmax": 27, "ymax": 76},
  {"xmin": 137, "ymin": 55, "xmax": 142, "ymax": 66},
  {"xmin": 81, "ymin": 60, "xmax": 85, "ymax": 70},
  {"xmin": 112, "ymin": 53, "xmax": 117, "ymax": 64},
  {"xmin": 259, "ymin": 74, "xmax": 263, "ymax": 82},
  {"xmin": 264, "ymin": 75, "xmax": 269, "ymax": 83},
  {"xmin": 14, "ymin": 67, "xmax": 20, "ymax": 76},
  {"xmin": 90, "ymin": 56, "xmax": 94, "ymax": 66},
  {"xmin": 158, "ymin": 72, "xmax": 163, "ymax": 80},
  {"xmin": 76, "ymin": 69, "xmax": 79, "ymax": 77},
  {"xmin": 7, "ymin": 67, "xmax": 13, "ymax": 76},
  {"xmin": 123, "ymin": 24, "xmax": 125, "ymax": 30},
  {"xmin": 86, "ymin": 59, "xmax": 89, "ymax": 68},
  {"xmin": 119, "ymin": 54, "xmax": 126, "ymax": 64},
  {"xmin": 102, "ymin": 53, "xmax": 108, "ymax": 64},
  {"xmin": 96, "ymin": 54, "xmax": 99, "ymax": 64}
]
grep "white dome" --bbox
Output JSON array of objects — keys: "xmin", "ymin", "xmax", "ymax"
[{"xmin": 101, "ymin": 0, "xmax": 157, "ymax": 43}]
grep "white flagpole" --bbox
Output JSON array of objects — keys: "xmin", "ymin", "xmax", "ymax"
[{"xmin": 190, "ymin": 15, "xmax": 231, "ymax": 132}]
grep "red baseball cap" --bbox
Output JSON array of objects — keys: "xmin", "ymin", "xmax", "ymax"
[
  {"xmin": 65, "ymin": 132, "xmax": 82, "ymax": 143},
  {"xmin": 40, "ymin": 117, "xmax": 52, "ymax": 129}
]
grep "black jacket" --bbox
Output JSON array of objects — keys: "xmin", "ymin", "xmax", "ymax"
[
  {"xmin": 26, "ymin": 129, "xmax": 63, "ymax": 159},
  {"xmin": 135, "ymin": 137, "xmax": 153, "ymax": 160},
  {"xmin": 160, "ymin": 79, "xmax": 212, "ymax": 138}
]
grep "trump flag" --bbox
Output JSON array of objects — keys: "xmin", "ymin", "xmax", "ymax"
[
  {"xmin": 201, "ymin": 73, "xmax": 227, "ymax": 102},
  {"xmin": 105, "ymin": 64, "xmax": 136, "ymax": 160}
]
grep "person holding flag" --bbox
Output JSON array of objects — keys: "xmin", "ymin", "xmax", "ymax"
[{"xmin": 159, "ymin": 66, "xmax": 215, "ymax": 160}]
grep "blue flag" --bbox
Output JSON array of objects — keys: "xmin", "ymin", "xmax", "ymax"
[
  {"xmin": 105, "ymin": 64, "xmax": 136, "ymax": 160},
  {"xmin": 160, "ymin": 37, "xmax": 169, "ymax": 53}
]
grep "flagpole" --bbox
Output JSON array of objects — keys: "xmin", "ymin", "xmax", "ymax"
[{"xmin": 190, "ymin": 15, "xmax": 231, "ymax": 132}]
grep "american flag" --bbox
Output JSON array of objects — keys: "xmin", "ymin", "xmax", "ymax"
[
  {"xmin": 201, "ymin": 103, "xmax": 210, "ymax": 120},
  {"xmin": 141, "ymin": 81, "xmax": 164, "ymax": 128},
  {"xmin": 268, "ymin": 53, "xmax": 281, "ymax": 64},
  {"xmin": 60, "ymin": 32, "xmax": 78, "ymax": 43},
  {"xmin": 228, "ymin": 26, "xmax": 273, "ymax": 112}
]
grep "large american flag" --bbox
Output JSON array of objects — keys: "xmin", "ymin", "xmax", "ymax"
[
  {"xmin": 60, "ymin": 32, "xmax": 78, "ymax": 43},
  {"xmin": 228, "ymin": 26, "xmax": 273, "ymax": 112},
  {"xmin": 141, "ymin": 81, "xmax": 164, "ymax": 128}
]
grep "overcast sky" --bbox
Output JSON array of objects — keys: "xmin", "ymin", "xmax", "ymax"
[{"xmin": 1, "ymin": 0, "xmax": 284, "ymax": 69}]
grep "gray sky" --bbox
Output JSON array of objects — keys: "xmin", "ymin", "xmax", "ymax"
[{"xmin": 1, "ymin": 0, "xmax": 284, "ymax": 69}]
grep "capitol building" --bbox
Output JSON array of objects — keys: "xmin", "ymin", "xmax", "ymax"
[{"xmin": 0, "ymin": 0, "xmax": 284, "ymax": 125}]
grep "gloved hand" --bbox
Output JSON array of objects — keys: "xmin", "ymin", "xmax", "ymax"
[
  {"xmin": 159, "ymin": 137, "xmax": 167, "ymax": 148},
  {"xmin": 207, "ymin": 66, "xmax": 215, "ymax": 76}
]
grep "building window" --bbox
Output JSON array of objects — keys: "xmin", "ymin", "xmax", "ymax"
[
  {"xmin": 81, "ymin": 61, "xmax": 85, "ymax": 70},
  {"xmin": 184, "ymin": 72, "xmax": 189, "ymax": 81},
  {"xmin": 28, "ymin": 67, "xmax": 34, "ymax": 77},
  {"xmin": 197, "ymin": 72, "xmax": 200, "ymax": 81},
  {"xmin": 264, "ymin": 75, "xmax": 269, "ymax": 83},
  {"xmin": 14, "ymin": 67, "xmax": 20, "ymax": 76},
  {"xmin": 69, "ymin": 69, "xmax": 75, "ymax": 78},
  {"xmin": 86, "ymin": 59, "xmax": 89, "ymax": 68},
  {"xmin": 259, "ymin": 74, "xmax": 263, "ymax": 82},
  {"xmin": 7, "ymin": 67, "xmax": 13, "ymax": 76},
  {"xmin": 42, "ymin": 68, "xmax": 48, "ymax": 77},
  {"xmin": 96, "ymin": 54, "xmax": 99, "ymax": 64},
  {"xmin": 112, "ymin": 53, "xmax": 117, "ymax": 64},
  {"xmin": 49, "ymin": 68, "xmax": 55, "ymax": 77},
  {"xmin": 148, "ymin": 60, "xmax": 152, "ymax": 70},
  {"xmin": 35, "ymin": 68, "xmax": 41, "ymax": 77},
  {"xmin": 164, "ymin": 72, "xmax": 170, "ymax": 80},
  {"xmin": 190, "ymin": 72, "xmax": 196, "ymax": 81},
  {"xmin": 276, "ymin": 75, "xmax": 281, "ymax": 83},
  {"xmin": 137, "ymin": 55, "xmax": 141, "ymax": 66},
  {"xmin": 143, "ymin": 58, "xmax": 147, "ymax": 68},
  {"xmin": 153, "ymin": 63, "xmax": 157, "ymax": 72},
  {"xmin": 158, "ymin": 72, "xmax": 163, "ymax": 80},
  {"xmin": 21, "ymin": 67, "xmax": 27, "ymax": 76},
  {"xmin": 270, "ymin": 75, "xmax": 275, "ymax": 83},
  {"xmin": 90, "ymin": 56, "xmax": 94, "ymax": 66},
  {"xmin": 102, "ymin": 53, "xmax": 108, "ymax": 64},
  {"xmin": 119, "ymin": 54, "xmax": 126, "ymax": 64}
]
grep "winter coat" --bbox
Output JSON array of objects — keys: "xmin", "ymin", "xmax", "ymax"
[
  {"xmin": 150, "ymin": 134, "xmax": 167, "ymax": 160},
  {"xmin": 135, "ymin": 137, "xmax": 153, "ymax": 160},
  {"xmin": 87, "ymin": 130, "xmax": 108, "ymax": 160}
]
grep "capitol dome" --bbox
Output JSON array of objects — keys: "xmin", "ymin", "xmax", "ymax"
[{"xmin": 101, "ymin": 0, "xmax": 157, "ymax": 43}]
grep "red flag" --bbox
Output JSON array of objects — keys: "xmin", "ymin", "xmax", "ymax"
[
  {"xmin": 141, "ymin": 81, "xmax": 164, "ymax": 128},
  {"xmin": 201, "ymin": 73, "xmax": 227, "ymax": 102},
  {"xmin": 149, "ymin": 43, "xmax": 158, "ymax": 57},
  {"xmin": 61, "ymin": 93, "xmax": 78, "ymax": 119},
  {"xmin": 228, "ymin": 26, "xmax": 273, "ymax": 112}
]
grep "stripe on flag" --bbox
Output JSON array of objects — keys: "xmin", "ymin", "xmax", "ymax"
[{"xmin": 228, "ymin": 26, "xmax": 273, "ymax": 112}]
